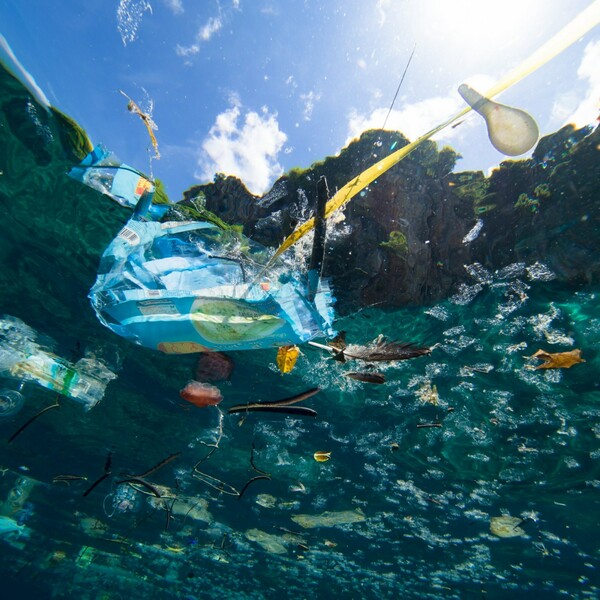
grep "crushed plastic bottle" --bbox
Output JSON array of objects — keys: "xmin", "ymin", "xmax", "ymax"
[{"xmin": 0, "ymin": 315, "xmax": 117, "ymax": 410}]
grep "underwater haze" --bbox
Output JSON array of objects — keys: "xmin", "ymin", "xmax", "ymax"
[{"xmin": 1, "ymin": 2, "xmax": 600, "ymax": 599}]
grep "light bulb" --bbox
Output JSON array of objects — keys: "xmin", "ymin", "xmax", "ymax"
[{"xmin": 458, "ymin": 84, "xmax": 539, "ymax": 156}]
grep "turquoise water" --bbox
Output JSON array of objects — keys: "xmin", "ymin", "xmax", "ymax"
[{"xmin": 1, "ymin": 58, "xmax": 600, "ymax": 600}]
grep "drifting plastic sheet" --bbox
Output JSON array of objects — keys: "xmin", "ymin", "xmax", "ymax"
[{"xmin": 72, "ymin": 146, "xmax": 335, "ymax": 353}]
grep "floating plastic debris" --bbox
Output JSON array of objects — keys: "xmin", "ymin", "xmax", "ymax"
[
  {"xmin": 344, "ymin": 372, "xmax": 386, "ymax": 385},
  {"xmin": 228, "ymin": 388, "xmax": 319, "ymax": 417},
  {"xmin": 72, "ymin": 146, "xmax": 335, "ymax": 353},
  {"xmin": 490, "ymin": 515, "xmax": 527, "ymax": 538},
  {"xmin": 255, "ymin": 494, "xmax": 277, "ymax": 509},
  {"xmin": 276, "ymin": 345, "xmax": 300, "ymax": 374},
  {"xmin": 416, "ymin": 382, "xmax": 439, "ymax": 405},
  {"xmin": 0, "ymin": 315, "xmax": 116, "ymax": 410},
  {"xmin": 0, "ymin": 515, "xmax": 26, "ymax": 538},
  {"xmin": 525, "ymin": 348, "xmax": 585, "ymax": 370},
  {"xmin": 245, "ymin": 528, "xmax": 287, "ymax": 554},
  {"xmin": 313, "ymin": 451, "xmax": 331, "ymax": 463},
  {"xmin": 291, "ymin": 509, "xmax": 366, "ymax": 529},
  {"xmin": 119, "ymin": 90, "xmax": 160, "ymax": 159},
  {"xmin": 458, "ymin": 84, "xmax": 539, "ymax": 156}
]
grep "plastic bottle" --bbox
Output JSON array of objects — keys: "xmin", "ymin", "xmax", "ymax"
[
  {"xmin": 0, "ymin": 476, "xmax": 36, "ymax": 517},
  {"xmin": 0, "ymin": 315, "xmax": 116, "ymax": 410},
  {"xmin": 9, "ymin": 353, "xmax": 113, "ymax": 410}
]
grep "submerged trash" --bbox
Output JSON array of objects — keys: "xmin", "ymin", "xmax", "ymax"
[
  {"xmin": 490, "ymin": 515, "xmax": 527, "ymax": 538},
  {"xmin": 245, "ymin": 528, "xmax": 288, "ymax": 554},
  {"xmin": 458, "ymin": 84, "xmax": 539, "ymax": 156},
  {"xmin": 0, "ymin": 315, "xmax": 116, "ymax": 410},
  {"xmin": 71, "ymin": 145, "xmax": 335, "ymax": 353},
  {"xmin": 525, "ymin": 348, "xmax": 585, "ymax": 370},
  {"xmin": 195, "ymin": 352, "xmax": 234, "ymax": 382},
  {"xmin": 119, "ymin": 90, "xmax": 160, "ymax": 159},
  {"xmin": 0, "ymin": 389, "xmax": 25, "ymax": 419},
  {"xmin": 83, "ymin": 451, "xmax": 113, "ymax": 498},
  {"xmin": 255, "ymin": 494, "xmax": 277, "ymax": 509},
  {"xmin": 291, "ymin": 509, "xmax": 366, "ymax": 529},
  {"xmin": 238, "ymin": 475, "xmax": 271, "ymax": 500},
  {"xmin": 108, "ymin": 483, "xmax": 141, "ymax": 515},
  {"xmin": 1, "ymin": 476, "xmax": 36, "ymax": 516},
  {"xmin": 7, "ymin": 401, "xmax": 59, "ymax": 444},
  {"xmin": 276, "ymin": 345, "xmax": 300, "ymax": 374},
  {"xmin": 179, "ymin": 380, "xmax": 223, "ymax": 407},
  {"xmin": 228, "ymin": 387, "xmax": 319, "ymax": 417},
  {"xmin": 416, "ymin": 382, "xmax": 439, "ymax": 405},
  {"xmin": 344, "ymin": 371, "xmax": 386, "ymax": 385},
  {"xmin": 0, "ymin": 515, "xmax": 26, "ymax": 538},
  {"xmin": 313, "ymin": 451, "xmax": 331, "ymax": 463},
  {"xmin": 313, "ymin": 332, "xmax": 430, "ymax": 363}
]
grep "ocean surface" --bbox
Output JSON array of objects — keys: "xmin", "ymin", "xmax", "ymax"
[{"xmin": 1, "ymin": 50, "xmax": 600, "ymax": 600}]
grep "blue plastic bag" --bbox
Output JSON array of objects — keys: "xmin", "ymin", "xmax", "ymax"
[{"xmin": 73, "ymin": 146, "xmax": 335, "ymax": 353}]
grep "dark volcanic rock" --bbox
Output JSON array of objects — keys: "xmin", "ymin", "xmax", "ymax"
[{"xmin": 179, "ymin": 125, "xmax": 600, "ymax": 313}]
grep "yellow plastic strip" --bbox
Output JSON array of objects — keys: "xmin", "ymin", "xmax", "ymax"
[{"xmin": 270, "ymin": 0, "xmax": 600, "ymax": 263}]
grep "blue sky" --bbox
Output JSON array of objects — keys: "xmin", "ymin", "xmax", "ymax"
[{"xmin": 1, "ymin": 0, "xmax": 599, "ymax": 199}]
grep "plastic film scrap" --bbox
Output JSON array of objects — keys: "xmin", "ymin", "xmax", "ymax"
[{"xmin": 70, "ymin": 145, "xmax": 335, "ymax": 353}]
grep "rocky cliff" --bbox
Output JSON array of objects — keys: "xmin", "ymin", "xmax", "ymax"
[{"xmin": 179, "ymin": 124, "xmax": 600, "ymax": 313}]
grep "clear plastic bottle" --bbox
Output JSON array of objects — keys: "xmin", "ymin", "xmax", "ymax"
[
  {"xmin": 0, "ymin": 315, "xmax": 116, "ymax": 410},
  {"xmin": 9, "ymin": 353, "xmax": 113, "ymax": 410}
]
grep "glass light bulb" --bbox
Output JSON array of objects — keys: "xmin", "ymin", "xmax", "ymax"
[{"xmin": 458, "ymin": 84, "xmax": 539, "ymax": 156}]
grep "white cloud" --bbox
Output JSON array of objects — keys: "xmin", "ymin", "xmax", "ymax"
[
  {"xmin": 175, "ymin": 12, "xmax": 224, "ymax": 59},
  {"xmin": 175, "ymin": 43, "xmax": 199, "ymax": 57},
  {"xmin": 346, "ymin": 93, "xmax": 464, "ymax": 146},
  {"xmin": 163, "ymin": 0, "xmax": 183, "ymax": 14},
  {"xmin": 300, "ymin": 90, "xmax": 321, "ymax": 121},
  {"xmin": 346, "ymin": 75, "xmax": 496, "ymax": 147},
  {"xmin": 197, "ymin": 100, "xmax": 287, "ymax": 195},
  {"xmin": 557, "ymin": 40, "xmax": 600, "ymax": 127},
  {"xmin": 376, "ymin": 0, "xmax": 391, "ymax": 26},
  {"xmin": 200, "ymin": 16, "xmax": 222, "ymax": 41}
]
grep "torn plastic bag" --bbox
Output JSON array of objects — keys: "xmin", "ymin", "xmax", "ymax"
[{"xmin": 72, "ymin": 146, "xmax": 335, "ymax": 353}]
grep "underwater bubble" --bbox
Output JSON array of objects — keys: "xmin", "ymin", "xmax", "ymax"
[
  {"xmin": 462, "ymin": 219, "xmax": 484, "ymax": 244},
  {"xmin": 465, "ymin": 262, "xmax": 493, "ymax": 284},
  {"xmin": 526, "ymin": 262, "xmax": 556, "ymax": 281},
  {"xmin": 495, "ymin": 262, "xmax": 526, "ymax": 280},
  {"xmin": 424, "ymin": 305, "xmax": 450, "ymax": 321},
  {"xmin": 450, "ymin": 283, "xmax": 484, "ymax": 305},
  {"xmin": 116, "ymin": 0, "xmax": 152, "ymax": 46}
]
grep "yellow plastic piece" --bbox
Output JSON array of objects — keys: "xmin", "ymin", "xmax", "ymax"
[
  {"xmin": 313, "ymin": 451, "xmax": 331, "ymax": 462},
  {"xmin": 276, "ymin": 345, "xmax": 300, "ymax": 374}
]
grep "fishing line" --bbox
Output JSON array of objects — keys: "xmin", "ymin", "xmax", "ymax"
[{"xmin": 382, "ymin": 45, "xmax": 416, "ymax": 131}]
